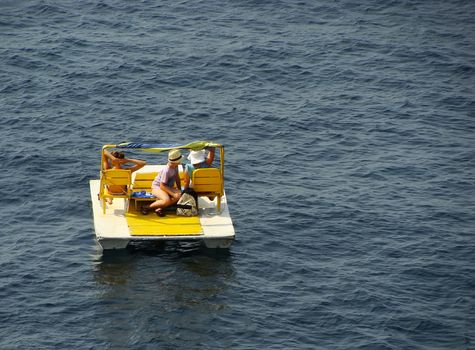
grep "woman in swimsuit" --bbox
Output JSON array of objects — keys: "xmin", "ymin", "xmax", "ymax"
[{"xmin": 103, "ymin": 149, "xmax": 146, "ymax": 202}]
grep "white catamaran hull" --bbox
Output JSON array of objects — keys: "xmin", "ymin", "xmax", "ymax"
[{"xmin": 89, "ymin": 179, "xmax": 235, "ymax": 250}]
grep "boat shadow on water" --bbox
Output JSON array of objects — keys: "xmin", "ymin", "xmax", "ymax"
[
  {"xmin": 89, "ymin": 245, "xmax": 237, "ymax": 347},
  {"xmin": 91, "ymin": 242, "xmax": 236, "ymax": 286}
]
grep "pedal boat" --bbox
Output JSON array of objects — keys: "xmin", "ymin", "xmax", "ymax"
[{"xmin": 89, "ymin": 141, "xmax": 235, "ymax": 250}]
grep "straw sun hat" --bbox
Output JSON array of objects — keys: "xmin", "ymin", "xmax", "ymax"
[{"xmin": 168, "ymin": 149, "xmax": 183, "ymax": 164}]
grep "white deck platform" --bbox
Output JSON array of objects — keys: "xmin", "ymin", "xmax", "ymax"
[{"xmin": 89, "ymin": 176, "xmax": 235, "ymax": 250}]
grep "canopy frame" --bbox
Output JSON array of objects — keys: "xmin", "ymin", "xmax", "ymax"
[{"xmin": 100, "ymin": 141, "xmax": 225, "ymax": 192}]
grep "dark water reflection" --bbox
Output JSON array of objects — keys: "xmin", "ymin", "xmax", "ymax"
[{"xmin": 91, "ymin": 245, "xmax": 236, "ymax": 348}]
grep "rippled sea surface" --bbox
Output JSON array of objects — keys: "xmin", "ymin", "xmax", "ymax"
[{"xmin": 1, "ymin": 1, "xmax": 474, "ymax": 349}]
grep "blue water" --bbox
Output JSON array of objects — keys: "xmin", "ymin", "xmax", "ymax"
[{"xmin": 1, "ymin": 0, "xmax": 474, "ymax": 349}]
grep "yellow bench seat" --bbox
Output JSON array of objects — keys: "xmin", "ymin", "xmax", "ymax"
[
  {"xmin": 131, "ymin": 172, "xmax": 157, "ymax": 210},
  {"xmin": 131, "ymin": 169, "xmax": 223, "ymax": 211}
]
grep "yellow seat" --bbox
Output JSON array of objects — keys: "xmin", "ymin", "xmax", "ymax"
[
  {"xmin": 99, "ymin": 169, "xmax": 132, "ymax": 214},
  {"xmin": 132, "ymin": 172, "xmax": 157, "ymax": 192},
  {"xmin": 192, "ymin": 168, "xmax": 223, "ymax": 212},
  {"xmin": 130, "ymin": 172, "xmax": 157, "ymax": 210},
  {"xmin": 132, "ymin": 171, "xmax": 186, "ymax": 192}
]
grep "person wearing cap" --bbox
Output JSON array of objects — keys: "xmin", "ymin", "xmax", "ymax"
[
  {"xmin": 183, "ymin": 147, "xmax": 215, "ymax": 190},
  {"xmin": 149, "ymin": 149, "xmax": 184, "ymax": 216}
]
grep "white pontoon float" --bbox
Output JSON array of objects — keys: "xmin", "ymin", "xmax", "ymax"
[{"xmin": 89, "ymin": 141, "xmax": 235, "ymax": 250}]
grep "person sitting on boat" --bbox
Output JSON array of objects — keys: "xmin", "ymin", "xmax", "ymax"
[
  {"xmin": 149, "ymin": 149, "xmax": 184, "ymax": 216},
  {"xmin": 103, "ymin": 149, "xmax": 146, "ymax": 203},
  {"xmin": 183, "ymin": 147, "xmax": 215, "ymax": 189}
]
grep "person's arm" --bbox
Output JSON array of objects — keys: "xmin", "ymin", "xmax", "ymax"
[
  {"xmin": 104, "ymin": 149, "xmax": 113, "ymax": 159},
  {"xmin": 103, "ymin": 149, "xmax": 117, "ymax": 170},
  {"xmin": 124, "ymin": 158, "xmax": 146, "ymax": 172},
  {"xmin": 205, "ymin": 147, "xmax": 215, "ymax": 166},
  {"xmin": 159, "ymin": 182, "xmax": 173, "ymax": 195},
  {"xmin": 159, "ymin": 168, "xmax": 181, "ymax": 197},
  {"xmin": 183, "ymin": 165, "xmax": 191, "ymax": 189},
  {"xmin": 175, "ymin": 172, "xmax": 182, "ymax": 191},
  {"xmin": 159, "ymin": 181, "xmax": 181, "ymax": 199}
]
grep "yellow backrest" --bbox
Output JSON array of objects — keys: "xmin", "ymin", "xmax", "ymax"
[
  {"xmin": 99, "ymin": 169, "xmax": 132, "ymax": 213},
  {"xmin": 132, "ymin": 172, "xmax": 157, "ymax": 192},
  {"xmin": 102, "ymin": 169, "xmax": 131, "ymax": 185},
  {"xmin": 192, "ymin": 168, "xmax": 222, "ymax": 194},
  {"xmin": 100, "ymin": 169, "xmax": 132, "ymax": 197},
  {"xmin": 132, "ymin": 171, "xmax": 185, "ymax": 191}
]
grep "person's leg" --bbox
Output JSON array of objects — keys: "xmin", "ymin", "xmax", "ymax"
[{"xmin": 149, "ymin": 188, "xmax": 171, "ymax": 209}]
